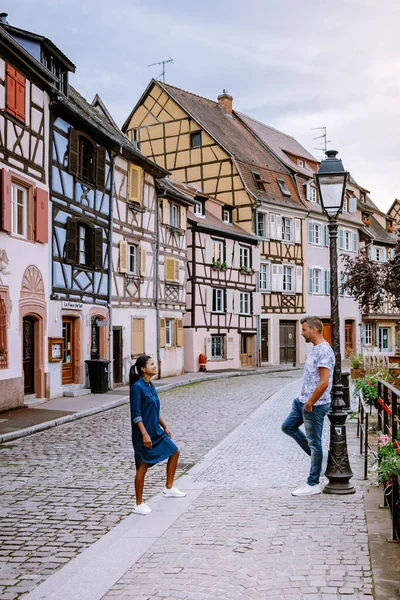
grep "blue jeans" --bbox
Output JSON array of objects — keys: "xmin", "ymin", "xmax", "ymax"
[{"xmin": 281, "ymin": 398, "xmax": 330, "ymax": 486}]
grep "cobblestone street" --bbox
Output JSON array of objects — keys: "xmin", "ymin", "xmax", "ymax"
[
  {"xmin": 100, "ymin": 379, "xmax": 372, "ymax": 600},
  {"xmin": 0, "ymin": 372, "xmax": 299, "ymax": 599}
]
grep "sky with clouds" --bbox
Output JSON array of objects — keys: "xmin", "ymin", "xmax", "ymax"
[{"xmin": 6, "ymin": 0, "xmax": 400, "ymax": 211}]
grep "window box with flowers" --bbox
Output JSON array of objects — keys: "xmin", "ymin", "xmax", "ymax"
[
  {"xmin": 239, "ymin": 265, "xmax": 254, "ymax": 275},
  {"xmin": 378, "ymin": 433, "xmax": 400, "ymax": 485},
  {"xmin": 212, "ymin": 260, "xmax": 227, "ymax": 270}
]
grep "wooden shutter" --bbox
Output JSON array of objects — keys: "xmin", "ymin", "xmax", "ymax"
[
  {"xmin": 370, "ymin": 246, "xmax": 376, "ymax": 260},
  {"xmin": 140, "ymin": 247, "xmax": 147, "ymax": 276},
  {"xmin": 1, "ymin": 169, "xmax": 12, "ymax": 233},
  {"xmin": 176, "ymin": 318, "xmax": 184, "ymax": 347},
  {"xmin": 206, "ymin": 337, "xmax": 212, "ymax": 360},
  {"xmin": 68, "ymin": 129, "xmax": 79, "ymax": 176},
  {"xmin": 205, "ymin": 288, "xmax": 213, "ymax": 312},
  {"xmin": 324, "ymin": 270, "xmax": 331, "ymax": 295},
  {"xmin": 35, "ymin": 187, "xmax": 48, "ymax": 243},
  {"xmin": 294, "ymin": 219, "xmax": 301, "ymax": 244},
  {"xmin": 129, "ymin": 165, "xmax": 142, "ymax": 202},
  {"xmin": 180, "ymin": 206, "xmax": 187, "ymax": 230},
  {"xmin": 65, "ymin": 218, "xmax": 77, "ymax": 263},
  {"xmin": 253, "ymin": 292, "xmax": 262, "ymax": 316},
  {"xmin": 308, "ymin": 268, "xmax": 313, "ymax": 293},
  {"xmin": 277, "ymin": 264, "xmax": 283, "ymax": 291},
  {"xmin": 324, "ymin": 225, "xmax": 329, "ymax": 247},
  {"xmin": 295, "ymin": 266, "xmax": 303, "ymax": 294},
  {"xmin": 119, "ymin": 240, "xmax": 128, "ymax": 273},
  {"xmin": 162, "ymin": 198, "xmax": 169, "ymax": 224},
  {"xmin": 308, "ymin": 221, "xmax": 313, "ymax": 243},
  {"xmin": 338, "ymin": 228, "xmax": 344, "ymax": 249},
  {"xmin": 276, "ymin": 215, "xmax": 283, "ymax": 240},
  {"xmin": 165, "ymin": 257, "xmax": 175, "ymax": 281},
  {"xmin": 174, "ymin": 259, "xmax": 180, "ymax": 282},
  {"xmin": 96, "ymin": 147, "xmax": 107, "ymax": 190},
  {"xmin": 252, "ymin": 247, "xmax": 260, "ymax": 272},
  {"xmin": 226, "ymin": 289, "xmax": 233, "ymax": 313},
  {"xmin": 160, "ymin": 318, "xmax": 166, "ymax": 348},
  {"xmin": 233, "ymin": 242, "xmax": 240, "ymax": 268},
  {"xmin": 271, "ymin": 264, "xmax": 279, "ymax": 291},
  {"xmin": 6, "ymin": 65, "xmax": 25, "ymax": 122},
  {"xmin": 132, "ymin": 318, "xmax": 145, "ymax": 355},
  {"xmin": 94, "ymin": 227, "xmax": 103, "ymax": 269},
  {"xmin": 205, "ymin": 238, "xmax": 212, "ymax": 264},
  {"xmin": 381, "ymin": 247, "xmax": 387, "ymax": 262},
  {"xmin": 352, "ymin": 232, "xmax": 358, "ymax": 253},
  {"xmin": 270, "ymin": 214, "xmax": 276, "ymax": 239},
  {"xmin": 349, "ymin": 197, "xmax": 357, "ymax": 213},
  {"xmin": 227, "ymin": 336, "xmax": 234, "ymax": 360}
]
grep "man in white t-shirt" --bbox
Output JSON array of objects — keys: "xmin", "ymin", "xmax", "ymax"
[{"xmin": 282, "ymin": 315, "xmax": 335, "ymax": 496}]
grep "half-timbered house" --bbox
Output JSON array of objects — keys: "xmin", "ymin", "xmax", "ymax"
[
  {"xmin": 0, "ymin": 17, "xmax": 63, "ymax": 410},
  {"xmin": 123, "ymin": 82, "xmax": 307, "ymax": 365}
]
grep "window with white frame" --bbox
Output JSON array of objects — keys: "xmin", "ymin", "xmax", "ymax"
[
  {"xmin": 222, "ymin": 207, "xmax": 232, "ymax": 224},
  {"xmin": 212, "ymin": 239, "xmax": 224, "ymax": 262},
  {"xmin": 282, "ymin": 218, "xmax": 292, "ymax": 242},
  {"xmin": 169, "ymin": 202, "xmax": 180, "ymax": 228},
  {"xmin": 257, "ymin": 212, "xmax": 267, "ymax": 237},
  {"xmin": 312, "ymin": 268, "xmax": 322, "ymax": 294},
  {"xmin": 375, "ymin": 247, "xmax": 386, "ymax": 262},
  {"xmin": 193, "ymin": 200, "xmax": 205, "ymax": 217},
  {"xmin": 283, "ymin": 266, "xmax": 294, "ymax": 292},
  {"xmin": 212, "ymin": 288, "xmax": 225, "ymax": 313},
  {"xmin": 277, "ymin": 178, "xmax": 291, "ymax": 197},
  {"xmin": 78, "ymin": 224, "xmax": 88, "ymax": 266},
  {"xmin": 211, "ymin": 334, "xmax": 225, "ymax": 359},
  {"xmin": 11, "ymin": 182, "xmax": 28, "ymax": 238},
  {"xmin": 165, "ymin": 319, "xmax": 173, "ymax": 347},
  {"xmin": 240, "ymin": 246, "xmax": 251, "ymax": 268},
  {"xmin": 310, "ymin": 186, "xmax": 317, "ymax": 203},
  {"xmin": 259, "ymin": 263, "xmax": 271, "ymax": 291},
  {"xmin": 312, "ymin": 223, "xmax": 321, "ymax": 245},
  {"xmin": 240, "ymin": 291, "xmax": 251, "ymax": 315},
  {"xmin": 365, "ymin": 323, "xmax": 372, "ymax": 346},
  {"xmin": 128, "ymin": 244, "xmax": 137, "ymax": 274},
  {"xmin": 298, "ymin": 159, "xmax": 304, "ymax": 167},
  {"xmin": 343, "ymin": 196, "xmax": 349, "ymax": 212},
  {"xmin": 344, "ymin": 230, "xmax": 351, "ymax": 251}
]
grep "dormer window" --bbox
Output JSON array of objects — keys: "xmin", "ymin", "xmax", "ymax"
[
  {"xmin": 190, "ymin": 132, "xmax": 201, "ymax": 149},
  {"xmin": 252, "ymin": 172, "xmax": 265, "ymax": 191},
  {"xmin": 41, "ymin": 51, "xmax": 68, "ymax": 94},
  {"xmin": 277, "ymin": 178, "xmax": 291, "ymax": 197},
  {"xmin": 360, "ymin": 192, "xmax": 366, "ymax": 203},
  {"xmin": 362, "ymin": 213, "xmax": 371, "ymax": 226},
  {"xmin": 193, "ymin": 199, "xmax": 205, "ymax": 217},
  {"xmin": 387, "ymin": 220, "xmax": 394, "ymax": 232},
  {"xmin": 222, "ymin": 206, "xmax": 232, "ymax": 224},
  {"xmin": 298, "ymin": 159, "xmax": 304, "ymax": 168}
]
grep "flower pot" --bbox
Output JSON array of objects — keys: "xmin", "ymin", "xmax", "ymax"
[{"xmin": 350, "ymin": 368, "xmax": 365, "ymax": 379}]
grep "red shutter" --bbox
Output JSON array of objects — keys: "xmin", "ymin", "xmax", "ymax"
[
  {"xmin": 6, "ymin": 65, "xmax": 25, "ymax": 122},
  {"xmin": 1, "ymin": 169, "xmax": 11, "ymax": 233},
  {"xmin": 35, "ymin": 187, "xmax": 48, "ymax": 243}
]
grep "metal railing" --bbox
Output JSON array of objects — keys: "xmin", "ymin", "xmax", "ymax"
[
  {"xmin": 356, "ymin": 390, "xmax": 370, "ymax": 481},
  {"xmin": 377, "ymin": 379, "xmax": 400, "ymax": 542}
]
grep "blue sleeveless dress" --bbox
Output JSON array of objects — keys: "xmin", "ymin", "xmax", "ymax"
[{"xmin": 130, "ymin": 377, "xmax": 178, "ymax": 469}]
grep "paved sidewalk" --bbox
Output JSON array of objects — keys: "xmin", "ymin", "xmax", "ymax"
[
  {"xmin": 24, "ymin": 379, "xmax": 375, "ymax": 600},
  {"xmin": 0, "ymin": 366, "xmax": 301, "ymax": 443}
]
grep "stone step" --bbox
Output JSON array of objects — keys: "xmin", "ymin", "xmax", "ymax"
[
  {"xmin": 63, "ymin": 388, "xmax": 91, "ymax": 398},
  {"xmin": 24, "ymin": 396, "xmax": 47, "ymax": 407}
]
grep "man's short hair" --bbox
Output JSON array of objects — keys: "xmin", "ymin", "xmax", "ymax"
[{"xmin": 300, "ymin": 315, "xmax": 323, "ymax": 333}]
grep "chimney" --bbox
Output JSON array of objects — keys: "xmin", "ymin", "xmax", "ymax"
[
  {"xmin": 0, "ymin": 13, "xmax": 8, "ymax": 24},
  {"xmin": 217, "ymin": 89, "xmax": 233, "ymax": 115}
]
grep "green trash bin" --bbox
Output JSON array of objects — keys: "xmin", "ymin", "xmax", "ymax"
[{"xmin": 85, "ymin": 359, "xmax": 110, "ymax": 393}]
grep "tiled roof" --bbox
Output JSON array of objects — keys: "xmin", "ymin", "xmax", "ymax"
[
  {"xmin": 363, "ymin": 215, "xmax": 397, "ymax": 245},
  {"xmin": 159, "ymin": 82, "xmax": 288, "ymax": 174},
  {"xmin": 237, "ymin": 112, "xmax": 318, "ymax": 177},
  {"xmin": 189, "ymin": 208, "xmax": 256, "ymax": 242}
]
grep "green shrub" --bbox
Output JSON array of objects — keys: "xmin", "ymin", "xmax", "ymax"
[{"xmin": 350, "ymin": 353, "xmax": 364, "ymax": 369}]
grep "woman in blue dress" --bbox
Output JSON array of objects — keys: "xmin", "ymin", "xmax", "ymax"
[{"xmin": 129, "ymin": 355, "xmax": 186, "ymax": 515}]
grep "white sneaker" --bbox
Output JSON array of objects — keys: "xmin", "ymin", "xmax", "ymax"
[
  {"xmin": 292, "ymin": 483, "xmax": 321, "ymax": 497},
  {"xmin": 163, "ymin": 486, "xmax": 187, "ymax": 498},
  {"xmin": 133, "ymin": 502, "xmax": 151, "ymax": 515}
]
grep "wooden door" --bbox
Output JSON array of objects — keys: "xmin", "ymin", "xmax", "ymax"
[
  {"xmin": 323, "ymin": 321, "xmax": 332, "ymax": 346},
  {"xmin": 279, "ymin": 321, "xmax": 296, "ymax": 364},
  {"xmin": 62, "ymin": 317, "xmax": 74, "ymax": 384},
  {"xmin": 240, "ymin": 335, "xmax": 253, "ymax": 366},
  {"xmin": 261, "ymin": 321, "xmax": 269, "ymax": 362},
  {"xmin": 23, "ymin": 317, "xmax": 35, "ymax": 394},
  {"xmin": 113, "ymin": 327, "xmax": 123, "ymax": 384},
  {"xmin": 345, "ymin": 321, "xmax": 354, "ymax": 357}
]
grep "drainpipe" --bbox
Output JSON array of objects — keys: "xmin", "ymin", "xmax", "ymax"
[
  {"xmin": 156, "ymin": 193, "xmax": 162, "ymax": 379},
  {"xmin": 107, "ymin": 149, "xmax": 118, "ymax": 389}
]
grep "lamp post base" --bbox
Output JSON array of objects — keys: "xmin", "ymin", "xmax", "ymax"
[{"xmin": 323, "ymin": 409, "xmax": 355, "ymax": 495}]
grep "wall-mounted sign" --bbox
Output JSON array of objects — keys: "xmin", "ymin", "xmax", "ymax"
[
  {"xmin": 62, "ymin": 301, "xmax": 83, "ymax": 310},
  {"xmin": 48, "ymin": 338, "xmax": 64, "ymax": 363}
]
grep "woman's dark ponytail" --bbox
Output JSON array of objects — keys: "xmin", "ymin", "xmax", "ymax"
[{"xmin": 129, "ymin": 354, "xmax": 152, "ymax": 387}]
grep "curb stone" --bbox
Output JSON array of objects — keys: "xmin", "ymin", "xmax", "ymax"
[{"xmin": 0, "ymin": 367, "xmax": 301, "ymax": 445}]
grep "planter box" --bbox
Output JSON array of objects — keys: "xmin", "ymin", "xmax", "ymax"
[
  {"xmin": 389, "ymin": 368, "xmax": 400, "ymax": 376},
  {"xmin": 350, "ymin": 368, "xmax": 365, "ymax": 379}
]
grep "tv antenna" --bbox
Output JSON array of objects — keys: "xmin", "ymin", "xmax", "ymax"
[
  {"xmin": 148, "ymin": 57, "xmax": 174, "ymax": 83},
  {"xmin": 311, "ymin": 126, "xmax": 331, "ymax": 156}
]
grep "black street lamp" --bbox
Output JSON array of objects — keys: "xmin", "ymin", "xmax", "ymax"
[{"xmin": 315, "ymin": 150, "xmax": 355, "ymax": 495}]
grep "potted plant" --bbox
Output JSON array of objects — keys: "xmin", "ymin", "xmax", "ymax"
[
  {"xmin": 350, "ymin": 353, "xmax": 364, "ymax": 379},
  {"xmin": 239, "ymin": 265, "xmax": 253, "ymax": 274},
  {"xmin": 353, "ymin": 375, "xmax": 379, "ymax": 409},
  {"xmin": 212, "ymin": 260, "xmax": 227, "ymax": 270},
  {"xmin": 389, "ymin": 362, "xmax": 400, "ymax": 377},
  {"xmin": 378, "ymin": 435, "xmax": 400, "ymax": 484}
]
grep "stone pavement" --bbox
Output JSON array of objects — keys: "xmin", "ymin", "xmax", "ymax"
[
  {"xmin": 0, "ymin": 371, "xmax": 300, "ymax": 600},
  {"xmin": 22, "ymin": 378, "xmax": 376, "ymax": 600}
]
